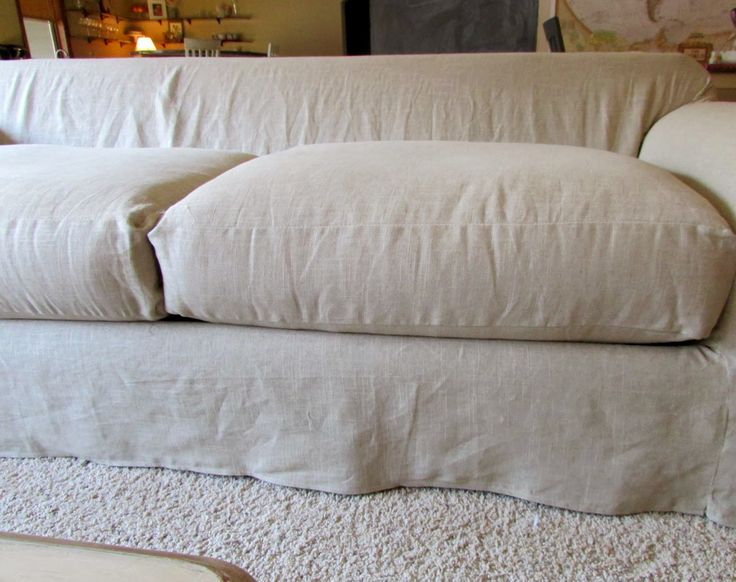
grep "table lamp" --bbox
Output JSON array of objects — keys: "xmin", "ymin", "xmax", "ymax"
[{"xmin": 135, "ymin": 36, "xmax": 156, "ymax": 53}]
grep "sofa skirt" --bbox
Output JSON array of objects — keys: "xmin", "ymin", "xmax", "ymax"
[{"xmin": 0, "ymin": 320, "xmax": 732, "ymax": 526}]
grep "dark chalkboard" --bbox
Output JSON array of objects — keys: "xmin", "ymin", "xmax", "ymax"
[{"xmin": 369, "ymin": 0, "xmax": 539, "ymax": 54}]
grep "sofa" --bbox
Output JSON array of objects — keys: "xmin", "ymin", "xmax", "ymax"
[{"xmin": 1, "ymin": 52, "xmax": 735, "ymax": 527}]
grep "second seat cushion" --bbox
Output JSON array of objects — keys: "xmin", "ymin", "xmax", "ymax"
[
  {"xmin": 150, "ymin": 141, "xmax": 736, "ymax": 343},
  {"xmin": 0, "ymin": 145, "xmax": 253, "ymax": 321}
]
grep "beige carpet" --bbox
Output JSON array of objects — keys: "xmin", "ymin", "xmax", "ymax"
[{"xmin": 0, "ymin": 458, "xmax": 734, "ymax": 581}]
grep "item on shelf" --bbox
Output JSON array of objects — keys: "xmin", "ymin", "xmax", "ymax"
[
  {"xmin": 167, "ymin": 21, "xmax": 183, "ymax": 42},
  {"xmin": 166, "ymin": 0, "xmax": 180, "ymax": 19},
  {"xmin": 709, "ymin": 7, "xmax": 736, "ymax": 66},
  {"xmin": 721, "ymin": 50, "xmax": 736, "ymax": 63},
  {"xmin": 148, "ymin": 0, "xmax": 167, "ymax": 20},
  {"xmin": 213, "ymin": 32, "xmax": 240, "ymax": 41},
  {"xmin": 215, "ymin": 3, "xmax": 231, "ymax": 18},
  {"xmin": 127, "ymin": 28, "xmax": 144, "ymax": 42},
  {"xmin": 78, "ymin": 16, "xmax": 100, "ymax": 38},
  {"xmin": 135, "ymin": 36, "xmax": 156, "ymax": 52},
  {"xmin": 102, "ymin": 21, "xmax": 119, "ymax": 39},
  {"xmin": 678, "ymin": 32, "xmax": 713, "ymax": 66},
  {"xmin": 0, "ymin": 44, "xmax": 25, "ymax": 60},
  {"xmin": 130, "ymin": 2, "xmax": 147, "ymax": 17}
]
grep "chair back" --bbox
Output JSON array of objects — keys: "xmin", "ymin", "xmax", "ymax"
[{"xmin": 184, "ymin": 38, "xmax": 221, "ymax": 57}]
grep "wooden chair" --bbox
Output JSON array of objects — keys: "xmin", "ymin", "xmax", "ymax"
[{"xmin": 184, "ymin": 38, "xmax": 221, "ymax": 57}]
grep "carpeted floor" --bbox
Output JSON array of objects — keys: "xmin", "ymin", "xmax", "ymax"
[{"xmin": 0, "ymin": 458, "xmax": 734, "ymax": 581}]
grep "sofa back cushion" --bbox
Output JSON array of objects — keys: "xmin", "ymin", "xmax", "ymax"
[
  {"xmin": 0, "ymin": 53, "xmax": 712, "ymax": 157},
  {"xmin": 0, "ymin": 145, "xmax": 252, "ymax": 321},
  {"xmin": 149, "ymin": 141, "xmax": 736, "ymax": 343}
]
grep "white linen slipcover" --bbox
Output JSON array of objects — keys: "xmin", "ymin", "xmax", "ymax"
[
  {"xmin": 640, "ymin": 102, "xmax": 736, "ymax": 526},
  {"xmin": 150, "ymin": 141, "xmax": 736, "ymax": 343},
  {"xmin": 0, "ymin": 320, "xmax": 728, "ymax": 523},
  {"xmin": 0, "ymin": 145, "xmax": 253, "ymax": 321},
  {"xmin": 0, "ymin": 53, "xmax": 714, "ymax": 156},
  {"xmin": 1, "ymin": 53, "xmax": 735, "ymax": 528}
]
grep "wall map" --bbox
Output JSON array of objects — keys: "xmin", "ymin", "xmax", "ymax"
[{"xmin": 559, "ymin": 0, "xmax": 735, "ymax": 52}]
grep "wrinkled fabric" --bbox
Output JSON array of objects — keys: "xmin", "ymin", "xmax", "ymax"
[
  {"xmin": 0, "ymin": 320, "xmax": 728, "ymax": 522},
  {"xmin": 0, "ymin": 53, "xmax": 714, "ymax": 156},
  {"xmin": 150, "ymin": 141, "xmax": 736, "ymax": 343},
  {"xmin": 0, "ymin": 145, "xmax": 253, "ymax": 321},
  {"xmin": 639, "ymin": 102, "xmax": 736, "ymax": 526},
  {"xmin": 0, "ymin": 53, "xmax": 734, "ymax": 529}
]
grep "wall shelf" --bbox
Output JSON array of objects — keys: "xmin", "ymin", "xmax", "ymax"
[
  {"xmin": 64, "ymin": 6, "xmax": 256, "ymax": 57},
  {"xmin": 181, "ymin": 16, "xmax": 253, "ymax": 25},
  {"xmin": 66, "ymin": 8, "xmax": 129, "ymax": 23},
  {"xmin": 66, "ymin": 9, "xmax": 252, "ymax": 26},
  {"xmin": 708, "ymin": 63, "xmax": 736, "ymax": 73},
  {"xmin": 70, "ymin": 35, "xmax": 132, "ymax": 47},
  {"xmin": 160, "ymin": 38, "xmax": 254, "ymax": 48}
]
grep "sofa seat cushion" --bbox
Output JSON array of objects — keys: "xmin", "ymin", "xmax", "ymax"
[
  {"xmin": 150, "ymin": 141, "xmax": 736, "ymax": 343},
  {"xmin": 0, "ymin": 145, "xmax": 253, "ymax": 321}
]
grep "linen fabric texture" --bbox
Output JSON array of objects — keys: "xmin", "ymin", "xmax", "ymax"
[
  {"xmin": 0, "ymin": 53, "xmax": 713, "ymax": 157},
  {"xmin": 0, "ymin": 320, "xmax": 728, "ymax": 522},
  {"xmin": 2, "ymin": 53, "xmax": 736, "ymax": 529},
  {"xmin": 640, "ymin": 102, "xmax": 736, "ymax": 352},
  {"xmin": 639, "ymin": 102, "xmax": 736, "ymax": 525},
  {"xmin": 150, "ymin": 141, "xmax": 736, "ymax": 343},
  {"xmin": 0, "ymin": 145, "xmax": 253, "ymax": 321}
]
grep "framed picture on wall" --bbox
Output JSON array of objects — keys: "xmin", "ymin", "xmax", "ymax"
[
  {"xmin": 148, "ymin": 0, "xmax": 167, "ymax": 20},
  {"xmin": 678, "ymin": 35, "xmax": 713, "ymax": 66},
  {"xmin": 167, "ymin": 21, "xmax": 183, "ymax": 42}
]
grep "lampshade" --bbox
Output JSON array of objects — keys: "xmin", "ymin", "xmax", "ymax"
[{"xmin": 135, "ymin": 36, "xmax": 156, "ymax": 52}]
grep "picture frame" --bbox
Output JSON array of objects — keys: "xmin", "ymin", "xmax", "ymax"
[
  {"xmin": 679, "ymin": 45, "xmax": 712, "ymax": 65},
  {"xmin": 167, "ymin": 20, "xmax": 183, "ymax": 42},
  {"xmin": 148, "ymin": 0, "xmax": 167, "ymax": 20}
]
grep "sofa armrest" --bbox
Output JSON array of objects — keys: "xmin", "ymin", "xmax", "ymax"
[
  {"xmin": 639, "ymin": 102, "xmax": 736, "ymax": 354},
  {"xmin": 641, "ymin": 101, "xmax": 736, "ymax": 526}
]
